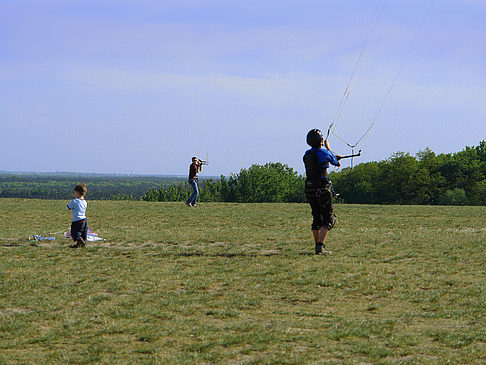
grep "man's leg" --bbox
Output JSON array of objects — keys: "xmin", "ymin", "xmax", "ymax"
[
  {"xmin": 309, "ymin": 197, "xmax": 324, "ymax": 254},
  {"xmin": 190, "ymin": 180, "xmax": 199, "ymax": 205},
  {"xmin": 313, "ymin": 227, "xmax": 331, "ymax": 254},
  {"xmin": 186, "ymin": 180, "xmax": 197, "ymax": 206},
  {"xmin": 318, "ymin": 227, "xmax": 329, "ymax": 244},
  {"xmin": 314, "ymin": 188, "xmax": 334, "ymax": 255}
]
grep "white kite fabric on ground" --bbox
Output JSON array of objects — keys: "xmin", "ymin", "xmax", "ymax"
[{"xmin": 64, "ymin": 228, "xmax": 106, "ymax": 242}]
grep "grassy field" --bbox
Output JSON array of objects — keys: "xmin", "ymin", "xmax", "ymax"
[{"xmin": 0, "ymin": 199, "xmax": 485, "ymax": 364}]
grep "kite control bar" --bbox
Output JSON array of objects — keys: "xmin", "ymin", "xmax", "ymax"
[{"xmin": 338, "ymin": 150, "xmax": 362, "ymax": 160}]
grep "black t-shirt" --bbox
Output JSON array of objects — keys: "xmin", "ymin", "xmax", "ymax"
[{"xmin": 189, "ymin": 163, "xmax": 198, "ymax": 180}]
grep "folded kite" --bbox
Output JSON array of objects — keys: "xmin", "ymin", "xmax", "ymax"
[
  {"xmin": 64, "ymin": 228, "xmax": 105, "ymax": 242},
  {"xmin": 30, "ymin": 235, "xmax": 55, "ymax": 241}
]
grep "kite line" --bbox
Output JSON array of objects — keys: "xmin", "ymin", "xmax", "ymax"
[{"xmin": 327, "ymin": 0, "xmax": 436, "ymax": 166}]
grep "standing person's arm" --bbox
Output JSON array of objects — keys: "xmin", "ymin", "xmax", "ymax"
[
  {"xmin": 330, "ymin": 153, "xmax": 341, "ymax": 168},
  {"xmin": 324, "ymin": 139, "xmax": 332, "ymax": 151},
  {"xmin": 324, "ymin": 139, "xmax": 342, "ymax": 164}
]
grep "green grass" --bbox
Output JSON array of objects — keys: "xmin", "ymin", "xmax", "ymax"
[{"xmin": 1, "ymin": 199, "xmax": 485, "ymax": 364}]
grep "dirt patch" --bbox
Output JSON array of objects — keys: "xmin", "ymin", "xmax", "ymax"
[{"xmin": 0, "ymin": 307, "xmax": 32, "ymax": 315}]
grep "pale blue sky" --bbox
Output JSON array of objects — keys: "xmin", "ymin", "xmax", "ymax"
[{"xmin": 1, "ymin": 0, "xmax": 485, "ymax": 176}]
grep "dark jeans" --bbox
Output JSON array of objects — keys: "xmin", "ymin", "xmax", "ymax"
[{"xmin": 71, "ymin": 218, "xmax": 88, "ymax": 242}]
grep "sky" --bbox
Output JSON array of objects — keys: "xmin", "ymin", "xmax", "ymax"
[{"xmin": 1, "ymin": 0, "xmax": 485, "ymax": 176}]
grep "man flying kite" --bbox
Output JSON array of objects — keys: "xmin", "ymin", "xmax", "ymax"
[{"xmin": 303, "ymin": 129, "xmax": 342, "ymax": 255}]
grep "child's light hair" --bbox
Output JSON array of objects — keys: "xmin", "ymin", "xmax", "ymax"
[{"xmin": 74, "ymin": 183, "xmax": 87, "ymax": 196}]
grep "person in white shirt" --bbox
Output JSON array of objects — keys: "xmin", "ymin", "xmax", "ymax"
[{"xmin": 66, "ymin": 183, "xmax": 88, "ymax": 248}]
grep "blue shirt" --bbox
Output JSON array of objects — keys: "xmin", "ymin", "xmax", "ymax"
[
  {"xmin": 306, "ymin": 147, "xmax": 340, "ymax": 169},
  {"xmin": 67, "ymin": 198, "xmax": 87, "ymax": 222}
]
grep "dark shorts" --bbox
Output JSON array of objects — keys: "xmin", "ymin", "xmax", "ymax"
[
  {"xmin": 71, "ymin": 218, "xmax": 88, "ymax": 242},
  {"xmin": 305, "ymin": 179, "xmax": 336, "ymax": 231}
]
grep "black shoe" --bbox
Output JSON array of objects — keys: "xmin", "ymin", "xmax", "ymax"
[{"xmin": 315, "ymin": 242, "xmax": 332, "ymax": 255}]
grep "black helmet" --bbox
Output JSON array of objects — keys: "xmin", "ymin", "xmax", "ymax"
[{"xmin": 306, "ymin": 128, "xmax": 323, "ymax": 148}]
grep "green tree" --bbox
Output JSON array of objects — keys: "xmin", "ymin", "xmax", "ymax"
[
  {"xmin": 199, "ymin": 179, "xmax": 222, "ymax": 202},
  {"xmin": 142, "ymin": 188, "xmax": 159, "ymax": 202},
  {"xmin": 219, "ymin": 163, "xmax": 304, "ymax": 203},
  {"xmin": 220, "ymin": 175, "xmax": 237, "ymax": 202},
  {"xmin": 376, "ymin": 152, "xmax": 418, "ymax": 204},
  {"xmin": 469, "ymin": 179, "xmax": 486, "ymax": 205},
  {"xmin": 439, "ymin": 188, "xmax": 468, "ymax": 206},
  {"xmin": 331, "ymin": 162, "xmax": 380, "ymax": 203}
]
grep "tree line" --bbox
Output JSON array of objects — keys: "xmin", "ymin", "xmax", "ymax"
[
  {"xmin": 1, "ymin": 142, "xmax": 484, "ymax": 205},
  {"xmin": 143, "ymin": 141, "xmax": 486, "ymax": 206},
  {"xmin": 0, "ymin": 175, "xmax": 187, "ymax": 200},
  {"xmin": 331, "ymin": 141, "xmax": 486, "ymax": 205}
]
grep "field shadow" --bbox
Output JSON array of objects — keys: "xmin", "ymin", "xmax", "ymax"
[
  {"xmin": 0, "ymin": 242, "xmax": 317, "ymax": 258},
  {"xmin": 171, "ymin": 251, "xmax": 281, "ymax": 258}
]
